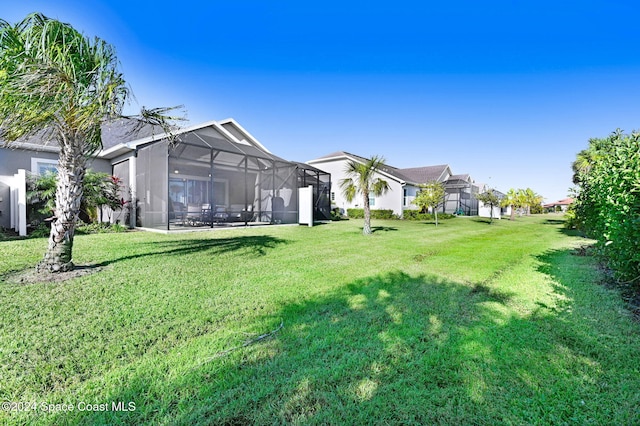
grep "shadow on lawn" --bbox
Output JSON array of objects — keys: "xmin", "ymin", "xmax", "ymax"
[
  {"xmin": 370, "ymin": 226, "xmax": 398, "ymax": 233},
  {"xmin": 52, "ymin": 251, "xmax": 637, "ymax": 425},
  {"xmin": 95, "ymin": 235, "xmax": 289, "ymax": 267}
]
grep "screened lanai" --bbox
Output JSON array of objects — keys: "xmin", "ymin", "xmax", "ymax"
[
  {"xmin": 442, "ymin": 175, "xmax": 479, "ymax": 216},
  {"xmin": 133, "ymin": 123, "xmax": 330, "ymax": 230}
]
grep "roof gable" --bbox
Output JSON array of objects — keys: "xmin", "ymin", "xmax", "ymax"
[{"xmin": 398, "ymin": 164, "xmax": 451, "ymax": 183}]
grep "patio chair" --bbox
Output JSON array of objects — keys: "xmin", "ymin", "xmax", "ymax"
[
  {"xmin": 212, "ymin": 205, "xmax": 229, "ymax": 223},
  {"xmin": 200, "ymin": 203, "xmax": 212, "ymax": 225},
  {"xmin": 185, "ymin": 203, "xmax": 202, "ymax": 226}
]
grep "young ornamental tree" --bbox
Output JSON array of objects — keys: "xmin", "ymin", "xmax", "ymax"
[
  {"xmin": 476, "ymin": 189, "xmax": 501, "ymax": 223},
  {"xmin": 0, "ymin": 13, "xmax": 180, "ymax": 272},
  {"xmin": 340, "ymin": 155, "xmax": 390, "ymax": 235},
  {"xmin": 412, "ymin": 181, "xmax": 446, "ymax": 226}
]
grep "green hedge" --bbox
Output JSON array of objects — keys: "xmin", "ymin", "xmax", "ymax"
[
  {"xmin": 345, "ymin": 208, "xmax": 456, "ymax": 221},
  {"xmin": 346, "ymin": 208, "xmax": 395, "ymax": 219},
  {"xmin": 402, "ymin": 210, "xmax": 455, "ymax": 221},
  {"xmin": 572, "ymin": 130, "xmax": 640, "ymax": 282}
]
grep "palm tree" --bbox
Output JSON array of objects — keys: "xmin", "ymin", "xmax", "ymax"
[
  {"xmin": 521, "ymin": 188, "xmax": 543, "ymax": 215},
  {"xmin": 0, "ymin": 13, "xmax": 179, "ymax": 272},
  {"xmin": 571, "ymin": 145, "xmax": 602, "ymax": 185},
  {"xmin": 501, "ymin": 188, "xmax": 523, "ymax": 220},
  {"xmin": 340, "ymin": 155, "xmax": 390, "ymax": 235}
]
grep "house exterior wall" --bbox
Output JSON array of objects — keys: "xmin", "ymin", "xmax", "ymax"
[
  {"xmin": 308, "ymin": 157, "xmax": 404, "ymax": 216},
  {"xmin": 478, "ymin": 201, "xmax": 501, "ymax": 219},
  {"xmin": 0, "ymin": 180, "xmax": 9, "ymax": 229},
  {"xmin": 0, "ymin": 147, "xmax": 111, "ymax": 229},
  {"xmin": 401, "ymin": 184, "xmax": 421, "ymax": 211}
]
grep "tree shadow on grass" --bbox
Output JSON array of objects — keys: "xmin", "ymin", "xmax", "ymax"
[
  {"xmin": 1, "ymin": 235, "xmax": 289, "ymax": 284},
  {"xmin": 543, "ymin": 219, "xmax": 565, "ymax": 225},
  {"xmin": 46, "ymin": 253, "xmax": 640, "ymax": 426},
  {"xmin": 416, "ymin": 220, "xmax": 450, "ymax": 227},
  {"xmin": 355, "ymin": 226, "xmax": 398, "ymax": 233},
  {"xmin": 469, "ymin": 217, "xmax": 498, "ymax": 225},
  {"xmin": 95, "ymin": 235, "xmax": 290, "ymax": 267},
  {"xmin": 541, "ymin": 218, "xmax": 587, "ymax": 238},
  {"xmin": 370, "ymin": 226, "xmax": 398, "ymax": 233}
]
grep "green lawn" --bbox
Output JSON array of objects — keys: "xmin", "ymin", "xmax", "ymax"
[{"xmin": 1, "ymin": 216, "xmax": 638, "ymax": 425}]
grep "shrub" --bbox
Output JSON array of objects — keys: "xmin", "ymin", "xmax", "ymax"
[
  {"xmin": 76, "ymin": 221, "xmax": 129, "ymax": 235},
  {"xmin": 331, "ymin": 208, "xmax": 347, "ymax": 221},
  {"xmin": 403, "ymin": 210, "xmax": 455, "ymax": 221},
  {"xmin": 572, "ymin": 130, "xmax": 640, "ymax": 281},
  {"xmin": 28, "ymin": 223, "xmax": 50, "ymax": 238},
  {"xmin": 530, "ymin": 204, "xmax": 544, "ymax": 214},
  {"xmin": 346, "ymin": 208, "xmax": 394, "ymax": 219},
  {"xmin": 26, "ymin": 171, "xmax": 124, "ymax": 224}
]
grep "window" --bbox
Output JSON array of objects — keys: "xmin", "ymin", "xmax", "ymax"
[
  {"xmin": 369, "ymin": 196, "xmax": 375, "ymax": 207},
  {"xmin": 31, "ymin": 158, "xmax": 58, "ymax": 175}
]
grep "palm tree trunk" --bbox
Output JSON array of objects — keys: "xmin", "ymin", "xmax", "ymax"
[
  {"xmin": 510, "ymin": 204, "xmax": 515, "ymax": 220},
  {"xmin": 362, "ymin": 190, "xmax": 372, "ymax": 235},
  {"xmin": 37, "ymin": 135, "xmax": 86, "ymax": 273}
]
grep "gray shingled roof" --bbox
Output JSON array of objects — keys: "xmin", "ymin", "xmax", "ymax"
[
  {"xmin": 310, "ymin": 152, "xmax": 459, "ymax": 185},
  {"xmin": 446, "ymin": 174, "xmax": 470, "ymax": 182},
  {"xmin": 398, "ymin": 165, "xmax": 450, "ymax": 183},
  {"xmin": 100, "ymin": 118, "xmax": 167, "ymax": 149},
  {"xmin": 339, "ymin": 152, "xmax": 419, "ymax": 183},
  {"xmin": 1, "ymin": 118, "xmax": 166, "ymax": 152}
]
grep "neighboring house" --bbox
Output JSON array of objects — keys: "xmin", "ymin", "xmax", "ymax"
[
  {"xmin": 306, "ymin": 151, "xmax": 480, "ymax": 217},
  {"xmin": 543, "ymin": 197, "xmax": 573, "ymax": 212},
  {"xmin": 1, "ymin": 118, "xmax": 331, "ymax": 235}
]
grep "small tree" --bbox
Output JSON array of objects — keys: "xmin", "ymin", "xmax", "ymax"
[
  {"xmin": 340, "ymin": 155, "xmax": 390, "ymax": 235},
  {"xmin": 412, "ymin": 181, "xmax": 446, "ymax": 226},
  {"xmin": 476, "ymin": 189, "xmax": 500, "ymax": 223}
]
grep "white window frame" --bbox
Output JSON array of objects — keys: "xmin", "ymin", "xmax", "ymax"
[{"xmin": 31, "ymin": 158, "xmax": 58, "ymax": 175}]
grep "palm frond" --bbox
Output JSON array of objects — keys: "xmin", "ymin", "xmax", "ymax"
[
  {"xmin": 339, "ymin": 178, "xmax": 357, "ymax": 202},
  {"xmin": 371, "ymin": 178, "xmax": 390, "ymax": 197}
]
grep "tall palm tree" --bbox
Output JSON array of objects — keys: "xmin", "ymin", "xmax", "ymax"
[
  {"xmin": 0, "ymin": 13, "xmax": 179, "ymax": 272},
  {"xmin": 340, "ymin": 155, "xmax": 390, "ymax": 235},
  {"xmin": 522, "ymin": 188, "xmax": 543, "ymax": 215},
  {"xmin": 571, "ymin": 146, "xmax": 601, "ymax": 185},
  {"xmin": 501, "ymin": 188, "xmax": 523, "ymax": 220}
]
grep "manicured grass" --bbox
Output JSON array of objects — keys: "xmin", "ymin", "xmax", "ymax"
[{"xmin": 1, "ymin": 216, "xmax": 638, "ymax": 424}]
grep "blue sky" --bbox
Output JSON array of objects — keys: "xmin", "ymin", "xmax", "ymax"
[{"xmin": 3, "ymin": 1, "xmax": 640, "ymax": 202}]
